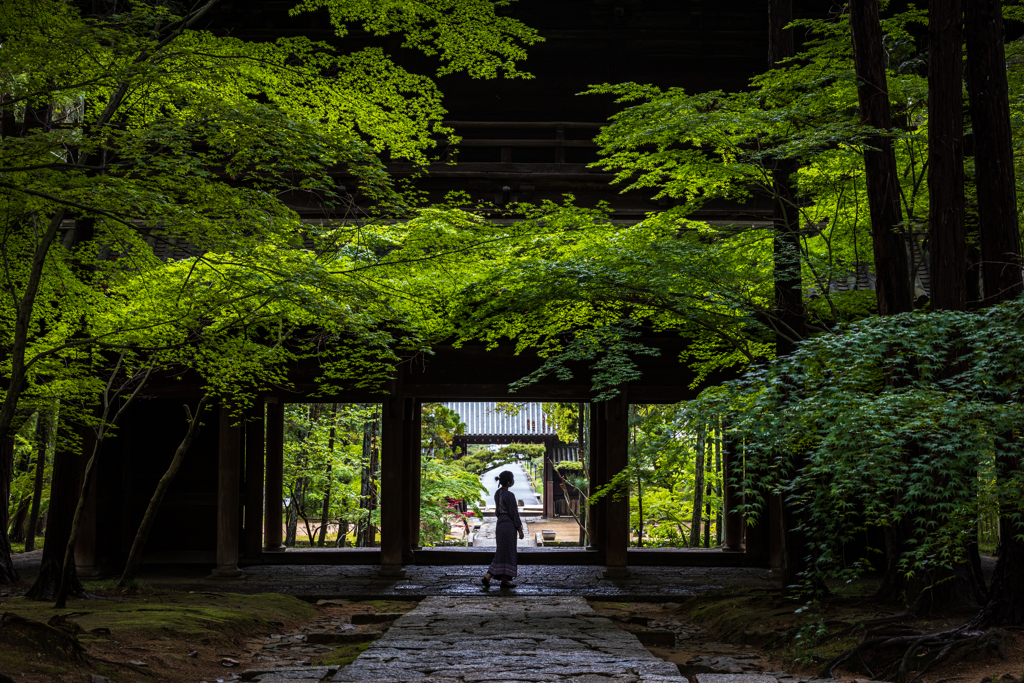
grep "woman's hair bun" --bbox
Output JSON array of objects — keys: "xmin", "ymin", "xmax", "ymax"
[{"xmin": 494, "ymin": 476, "xmax": 500, "ymax": 481}]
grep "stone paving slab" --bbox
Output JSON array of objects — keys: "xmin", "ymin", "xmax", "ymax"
[
  {"xmin": 147, "ymin": 564, "xmax": 772, "ymax": 600},
  {"xmin": 10, "ymin": 549, "xmax": 777, "ymax": 601},
  {"xmin": 328, "ymin": 597, "xmax": 683, "ymax": 683},
  {"xmin": 697, "ymin": 676, "xmax": 779, "ymax": 683}
]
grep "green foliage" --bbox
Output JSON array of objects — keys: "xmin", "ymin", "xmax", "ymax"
[
  {"xmin": 419, "ymin": 457, "xmax": 485, "ymax": 544},
  {"xmin": 0, "ymin": 0, "xmax": 543, "ymax": 444},
  {"xmin": 456, "ymin": 442, "xmax": 545, "ymax": 475},
  {"xmin": 282, "ymin": 403, "xmax": 371, "ymax": 543},
  {"xmin": 420, "ymin": 403, "xmax": 466, "ymax": 458},
  {"xmin": 686, "ymin": 295, "xmax": 1024, "ymax": 584}
]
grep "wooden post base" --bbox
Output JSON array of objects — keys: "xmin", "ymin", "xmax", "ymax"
[
  {"xmin": 376, "ymin": 565, "xmax": 406, "ymax": 578},
  {"xmin": 210, "ymin": 566, "xmax": 244, "ymax": 578}
]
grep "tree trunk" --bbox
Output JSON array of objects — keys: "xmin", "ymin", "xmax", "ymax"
[
  {"xmin": 318, "ymin": 403, "xmax": 337, "ymax": 547},
  {"xmin": 965, "ymin": 0, "xmax": 1023, "ymax": 307},
  {"xmin": 579, "ymin": 402, "xmax": 590, "ymax": 547},
  {"xmin": 8, "ymin": 499, "xmax": 29, "ymax": 544},
  {"xmin": 714, "ymin": 426, "xmax": 722, "ymax": 546},
  {"xmin": 119, "ymin": 397, "xmax": 210, "ymax": 586},
  {"xmin": 928, "ymin": 0, "xmax": 967, "ymax": 311},
  {"xmin": 689, "ymin": 429, "xmax": 705, "ymax": 548},
  {"xmin": 24, "ymin": 408, "xmax": 53, "ymax": 553},
  {"xmin": 704, "ymin": 485, "xmax": 712, "ymax": 548},
  {"xmin": 849, "ymin": 0, "xmax": 916, "ymax": 315},
  {"xmin": 0, "ymin": 437, "xmax": 20, "ymax": 584},
  {"xmin": 55, "ymin": 364, "xmax": 151, "ymax": 607},
  {"xmin": 26, "ymin": 420, "xmax": 85, "ymax": 600},
  {"xmin": 964, "ymin": 1, "xmax": 1024, "ymax": 627},
  {"xmin": 335, "ymin": 519, "xmax": 347, "ymax": 547},
  {"xmin": 636, "ymin": 477, "xmax": 643, "ymax": 548},
  {"xmin": 357, "ymin": 406, "xmax": 379, "ymax": 547},
  {"xmin": 769, "ymin": 0, "xmax": 804, "ymax": 354}
]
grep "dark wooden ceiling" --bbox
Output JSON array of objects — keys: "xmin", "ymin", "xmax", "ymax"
[{"xmin": 204, "ymin": 0, "xmax": 839, "ymax": 122}]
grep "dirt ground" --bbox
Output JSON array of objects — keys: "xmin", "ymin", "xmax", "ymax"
[
  {"xmin": 0, "ymin": 589, "xmax": 416, "ymax": 683},
  {"xmin": 3, "ymin": 579, "xmax": 1022, "ymax": 683},
  {"xmin": 590, "ymin": 597, "xmax": 1024, "ymax": 683}
]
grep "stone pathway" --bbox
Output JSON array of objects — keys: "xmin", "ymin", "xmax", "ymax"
[
  {"xmin": 243, "ymin": 597, "xmax": 682, "ymax": 682},
  {"xmin": 470, "ymin": 515, "xmax": 537, "ymax": 547},
  {"xmin": 479, "ymin": 462, "xmax": 541, "ymax": 509}
]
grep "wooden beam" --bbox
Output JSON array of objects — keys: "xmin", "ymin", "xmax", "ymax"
[
  {"xmin": 454, "ymin": 139, "xmax": 596, "ymax": 148},
  {"xmin": 443, "ymin": 121, "xmax": 605, "ymax": 129}
]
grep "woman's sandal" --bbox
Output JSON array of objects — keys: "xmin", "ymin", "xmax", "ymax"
[{"xmin": 481, "ymin": 575, "xmax": 491, "ymax": 587}]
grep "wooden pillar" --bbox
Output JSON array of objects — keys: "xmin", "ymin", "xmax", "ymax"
[
  {"xmin": 243, "ymin": 405, "xmax": 265, "ymax": 561},
  {"xmin": 603, "ymin": 394, "xmax": 629, "ymax": 577},
  {"xmin": 588, "ymin": 403, "xmax": 606, "ymax": 554},
  {"xmin": 403, "ymin": 399, "xmax": 422, "ymax": 561},
  {"xmin": 379, "ymin": 394, "xmax": 407, "ymax": 576},
  {"xmin": 722, "ymin": 429, "xmax": 743, "ymax": 551},
  {"xmin": 213, "ymin": 406, "xmax": 243, "ymax": 577},
  {"xmin": 263, "ymin": 400, "xmax": 285, "ymax": 552}
]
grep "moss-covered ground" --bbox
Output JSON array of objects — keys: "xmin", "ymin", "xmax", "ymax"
[
  {"xmin": 591, "ymin": 591, "xmax": 1024, "ymax": 683},
  {"xmin": 0, "ymin": 590, "xmax": 316, "ymax": 682}
]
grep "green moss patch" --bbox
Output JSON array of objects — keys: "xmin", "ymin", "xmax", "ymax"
[
  {"xmin": 352, "ymin": 600, "xmax": 417, "ymax": 613},
  {"xmin": 314, "ymin": 641, "xmax": 374, "ymax": 667},
  {"xmin": 0, "ymin": 592, "xmax": 315, "ymax": 646}
]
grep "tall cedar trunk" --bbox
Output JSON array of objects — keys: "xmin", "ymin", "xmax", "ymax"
[
  {"xmin": 0, "ymin": 437, "xmax": 19, "ymax": 583},
  {"xmin": 689, "ymin": 429, "xmax": 705, "ymax": 548},
  {"xmin": 928, "ymin": 0, "xmax": 967, "ymax": 311},
  {"xmin": 769, "ymin": 0, "xmax": 803, "ymax": 355},
  {"xmin": 916, "ymin": 0, "xmax": 990, "ymax": 614},
  {"xmin": 966, "ymin": 0, "xmax": 1023, "ymax": 307},
  {"xmin": 769, "ymin": 0, "xmax": 811, "ymax": 592},
  {"xmin": 26, "ymin": 420, "xmax": 85, "ymax": 600},
  {"xmin": 636, "ymin": 478, "xmax": 643, "ymax": 547},
  {"xmin": 849, "ymin": 0, "xmax": 919, "ymax": 602},
  {"xmin": 357, "ymin": 418, "xmax": 372, "ymax": 547},
  {"xmin": 965, "ymin": 2, "xmax": 1024, "ymax": 625},
  {"xmin": 704, "ymin": 461, "xmax": 712, "ymax": 548},
  {"xmin": 849, "ymin": 0, "xmax": 916, "ymax": 315},
  {"xmin": 714, "ymin": 427, "xmax": 722, "ymax": 546},
  {"xmin": 119, "ymin": 397, "xmax": 209, "ymax": 586},
  {"xmin": 318, "ymin": 403, "xmax": 338, "ymax": 547},
  {"xmin": 25, "ymin": 409, "xmax": 53, "ymax": 552},
  {"xmin": 357, "ymin": 406, "xmax": 379, "ymax": 547}
]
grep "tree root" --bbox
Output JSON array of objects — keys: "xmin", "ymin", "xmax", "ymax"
[{"xmin": 819, "ymin": 623, "xmax": 1008, "ymax": 682}]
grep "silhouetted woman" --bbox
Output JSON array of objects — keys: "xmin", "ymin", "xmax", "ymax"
[{"xmin": 482, "ymin": 470, "xmax": 524, "ymax": 588}]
